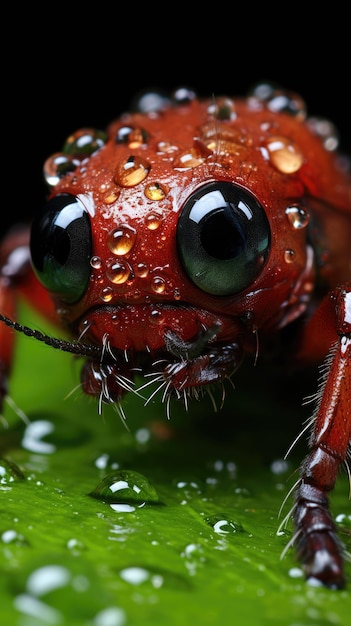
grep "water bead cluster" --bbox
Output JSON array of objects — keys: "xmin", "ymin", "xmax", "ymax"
[{"xmin": 42, "ymin": 84, "xmax": 339, "ymax": 302}]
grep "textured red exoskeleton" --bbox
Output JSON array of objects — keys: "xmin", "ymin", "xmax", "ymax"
[{"xmin": 0, "ymin": 84, "xmax": 350, "ymax": 588}]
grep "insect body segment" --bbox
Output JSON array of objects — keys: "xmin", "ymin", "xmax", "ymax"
[{"xmin": 0, "ymin": 84, "xmax": 350, "ymax": 588}]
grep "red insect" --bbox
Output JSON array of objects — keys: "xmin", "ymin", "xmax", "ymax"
[{"xmin": 0, "ymin": 84, "xmax": 350, "ymax": 588}]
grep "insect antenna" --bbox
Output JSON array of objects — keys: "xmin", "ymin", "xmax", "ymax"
[{"xmin": 0, "ymin": 313, "xmax": 102, "ymax": 359}]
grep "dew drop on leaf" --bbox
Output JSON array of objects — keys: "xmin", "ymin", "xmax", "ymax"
[
  {"xmin": 205, "ymin": 514, "xmax": 245, "ymax": 534},
  {"xmin": 0, "ymin": 458, "xmax": 25, "ymax": 483},
  {"xmin": 90, "ymin": 470, "xmax": 160, "ymax": 510}
]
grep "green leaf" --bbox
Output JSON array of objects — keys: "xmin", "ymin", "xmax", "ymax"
[{"xmin": 1, "ymin": 303, "xmax": 350, "ymax": 625}]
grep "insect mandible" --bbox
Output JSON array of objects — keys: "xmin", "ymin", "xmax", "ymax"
[{"xmin": 0, "ymin": 83, "xmax": 350, "ymax": 589}]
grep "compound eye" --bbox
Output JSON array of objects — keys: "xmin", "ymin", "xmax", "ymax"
[
  {"xmin": 177, "ymin": 181, "xmax": 270, "ymax": 296},
  {"xmin": 30, "ymin": 193, "xmax": 92, "ymax": 303}
]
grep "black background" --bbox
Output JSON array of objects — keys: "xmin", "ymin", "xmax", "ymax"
[{"xmin": 4, "ymin": 10, "xmax": 350, "ymax": 239}]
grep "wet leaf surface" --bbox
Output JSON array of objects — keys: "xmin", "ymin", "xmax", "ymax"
[{"xmin": 1, "ymin": 304, "xmax": 350, "ymax": 625}]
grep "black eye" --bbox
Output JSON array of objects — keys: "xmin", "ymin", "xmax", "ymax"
[
  {"xmin": 177, "ymin": 182, "xmax": 270, "ymax": 296},
  {"xmin": 30, "ymin": 194, "xmax": 92, "ymax": 303}
]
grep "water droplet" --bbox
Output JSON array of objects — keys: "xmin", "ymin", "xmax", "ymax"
[
  {"xmin": 307, "ymin": 116, "xmax": 339, "ymax": 151},
  {"xmin": 234, "ymin": 487, "xmax": 251, "ymax": 497},
  {"xmin": 335, "ymin": 513, "xmax": 351, "ymax": 528},
  {"xmin": 174, "ymin": 479, "xmax": 204, "ymax": 497},
  {"xmin": 171, "ymin": 86, "xmax": 197, "ymax": 105},
  {"xmin": 249, "ymin": 83, "xmax": 306, "ymax": 119},
  {"xmin": 115, "ymin": 125, "xmax": 149, "ymax": 148},
  {"xmin": 21, "ymin": 420, "xmax": 56, "ymax": 454},
  {"xmin": 93, "ymin": 606, "xmax": 126, "ymax": 626},
  {"xmin": 173, "ymin": 287, "xmax": 181, "ymax": 300},
  {"xmin": 265, "ymin": 136, "xmax": 303, "ymax": 173},
  {"xmin": 207, "ymin": 97, "xmax": 236, "ymax": 120},
  {"xmin": 107, "ymin": 261, "xmax": 132, "ymax": 284},
  {"xmin": 285, "ymin": 205, "xmax": 309, "ymax": 229},
  {"xmin": 120, "ymin": 566, "xmax": 149, "ymax": 585},
  {"xmin": 276, "ymin": 527, "xmax": 291, "ymax": 538},
  {"xmin": 182, "ymin": 543, "xmax": 202, "ymax": 558},
  {"xmin": 108, "ymin": 224, "xmax": 137, "ymax": 255},
  {"xmin": 173, "ymin": 148, "xmax": 206, "ymax": 169},
  {"xmin": 181, "ymin": 543, "xmax": 206, "ymax": 576},
  {"xmin": 266, "ymin": 93, "xmax": 306, "ymax": 119},
  {"xmin": 66, "ymin": 537, "xmax": 86, "ymax": 553},
  {"xmin": 132, "ymin": 89, "xmax": 170, "ymax": 113},
  {"xmin": 270, "ymin": 459, "xmax": 289, "ymax": 475},
  {"xmin": 149, "ymin": 308, "xmax": 165, "ymax": 324},
  {"xmin": 151, "ymin": 276, "xmax": 166, "ymax": 294},
  {"xmin": 288, "ymin": 567, "xmax": 304, "ymax": 579},
  {"xmin": 94, "ymin": 453, "xmax": 110, "ymax": 469},
  {"xmin": 206, "ymin": 514, "xmax": 245, "ymax": 534},
  {"xmin": 1, "ymin": 529, "xmax": 27, "ymax": 545},
  {"xmin": 135, "ymin": 262, "xmax": 149, "ymax": 278},
  {"xmin": 144, "ymin": 182, "xmax": 168, "ymax": 201},
  {"xmin": 103, "ymin": 189, "xmax": 120, "ymax": 204},
  {"xmin": 213, "ymin": 459, "xmax": 224, "ymax": 471},
  {"xmin": 90, "ymin": 256, "xmax": 102, "ymax": 269},
  {"xmin": 203, "ymin": 136, "xmax": 242, "ymax": 156},
  {"xmin": 43, "ymin": 152, "xmax": 79, "ymax": 187},
  {"xmin": 210, "ymin": 458, "xmax": 237, "ymax": 479},
  {"xmin": 135, "ymin": 428, "xmax": 151, "ymax": 444},
  {"xmin": 145, "ymin": 211, "xmax": 163, "ymax": 230},
  {"xmin": 14, "ymin": 594, "xmax": 61, "ymax": 623},
  {"xmin": 95, "ymin": 274, "xmax": 104, "ymax": 284},
  {"xmin": 119, "ymin": 565, "xmax": 180, "ymax": 591},
  {"xmin": 115, "ymin": 125, "xmax": 133, "ymax": 143},
  {"xmin": 0, "ymin": 458, "xmax": 25, "ymax": 483},
  {"xmin": 157, "ymin": 140, "xmax": 177, "ymax": 153},
  {"xmin": 100, "ymin": 287, "xmax": 113, "ymax": 302},
  {"xmin": 90, "ymin": 470, "xmax": 160, "ymax": 511},
  {"xmin": 27, "ymin": 564, "xmax": 71, "ymax": 596},
  {"xmin": 249, "ymin": 81, "xmax": 276, "ymax": 101},
  {"xmin": 63, "ymin": 128, "xmax": 107, "ymax": 157},
  {"xmin": 114, "ymin": 155, "xmax": 151, "ymax": 187},
  {"xmin": 284, "ymin": 249, "xmax": 295, "ymax": 263}
]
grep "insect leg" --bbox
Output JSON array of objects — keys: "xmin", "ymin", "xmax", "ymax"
[{"xmin": 293, "ymin": 284, "xmax": 351, "ymax": 588}]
